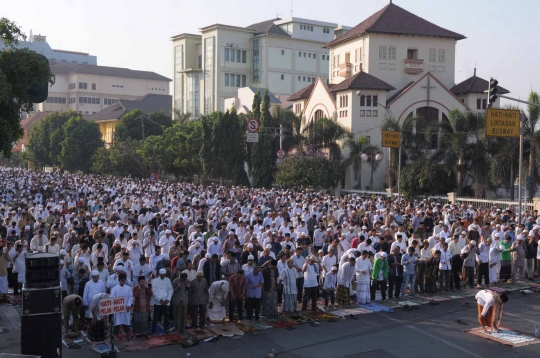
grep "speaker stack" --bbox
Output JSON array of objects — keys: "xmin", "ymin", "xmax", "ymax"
[{"xmin": 21, "ymin": 252, "xmax": 62, "ymax": 358}]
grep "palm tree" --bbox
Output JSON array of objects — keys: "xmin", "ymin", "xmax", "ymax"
[
  {"xmin": 525, "ymin": 91, "xmax": 540, "ymax": 199},
  {"xmin": 172, "ymin": 107, "xmax": 192, "ymax": 124},
  {"xmin": 302, "ymin": 117, "xmax": 351, "ymax": 161},
  {"xmin": 343, "ymin": 136, "xmax": 370, "ymax": 189},
  {"xmin": 362, "ymin": 144, "xmax": 383, "ymax": 191}
]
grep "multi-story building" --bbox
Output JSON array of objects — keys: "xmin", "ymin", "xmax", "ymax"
[
  {"xmin": 171, "ymin": 17, "xmax": 351, "ymax": 117},
  {"xmin": 288, "ymin": 1, "xmax": 510, "ymax": 190},
  {"xmin": 32, "ymin": 61, "xmax": 171, "ymax": 116},
  {"xmin": 0, "ymin": 32, "xmax": 97, "ymax": 65}
]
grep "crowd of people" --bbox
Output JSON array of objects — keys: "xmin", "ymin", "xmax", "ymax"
[{"xmin": 0, "ymin": 168, "xmax": 538, "ymax": 341}]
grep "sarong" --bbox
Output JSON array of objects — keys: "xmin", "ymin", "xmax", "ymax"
[
  {"xmin": 477, "ymin": 304, "xmax": 493, "ymax": 328},
  {"xmin": 336, "ymin": 284, "xmax": 350, "ymax": 306},
  {"xmin": 88, "ymin": 319, "xmax": 106, "ymax": 341},
  {"xmin": 263, "ymin": 291, "xmax": 278, "ymax": 317},
  {"xmin": 356, "ymin": 281, "xmax": 370, "ymax": 305},
  {"xmin": 283, "ymin": 293, "xmax": 297, "ymax": 312},
  {"xmin": 500, "ymin": 260, "xmax": 511, "ymax": 280},
  {"xmin": 132, "ymin": 311, "xmax": 149, "ymax": 335}
]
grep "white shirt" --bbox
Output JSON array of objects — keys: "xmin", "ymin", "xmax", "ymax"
[
  {"xmin": 151, "ymin": 276, "xmax": 173, "ymax": 306},
  {"xmin": 355, "ymin": 257, "xmax": 372, "ymax": 283},
  {"xmin": 291, "ymin": 254, "xmax": 306, "ymax": 278},
  {"xmin": 337, "ymin": 262, "xmax": 355, "ymax": 287},
  {"xmin": 475, "ymin": 290, "xmax": 494, "ymax": 316},
  {"xmin": 321, "ymin": 254, "xmax": 337, "ymax": 272},
  {"xmin": 439, "ymin": 249, "xmax": 452, "ymax": 270},
  {"xmin": 303, "ymin": 263, "xmax": 319, "ymax": 288}
]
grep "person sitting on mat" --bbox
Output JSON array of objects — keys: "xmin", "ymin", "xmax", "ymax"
[{"xmin": 475, "ymin": 289, "xmax": 508, "ymax": 334}]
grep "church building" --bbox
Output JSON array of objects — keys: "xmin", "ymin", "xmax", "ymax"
[{"xmin": 287, "ymin": 1, "xmax": 509, "ymax": 190}]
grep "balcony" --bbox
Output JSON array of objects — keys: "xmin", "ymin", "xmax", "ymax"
[
  {"xmin": 404, "ymin": 58, "xmax": 424, "ymax": 74},
  {"xmin": 338, "ymin": 62, "xmax": 352, "ymax": 78}
]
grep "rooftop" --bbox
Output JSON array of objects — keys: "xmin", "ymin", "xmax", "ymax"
[
  {"xmin": 87, "ymin": 94, "xmax": 172, "ymax": 122},
  {"xmin": 49, "ymin": 62, "xmax": 171, "ymax": 82},
  {"xmin": 451, "ymin": 72, "xmax": 510, "ymax": 95},
  {"xmin": 329, "ymin": 71, "xmax": 395, "ymax": 92},
  {"xmin": 324, "ymin": 2, "xmax": 465, "ymax": 48},
  {"xmin": 246, "ymin": 18, "xmax": 290, "ymax": 37},
  {"xmin": 287, "ymin": 83, "xmax": 315, "ymax": 101}
]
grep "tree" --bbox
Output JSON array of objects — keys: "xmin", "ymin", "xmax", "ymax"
[
  {"xmin": 114, "ymin": 109, "xmax": 172, "ymax": 142},
  {"xmin": 0, "ymin": 18, "xmax": 55, "ymax": 157},
  {"xmin": 273, "ymin": 106, "xmax": 303, "ymax": 152},
  {"xmin": 172, "ymin": 107, "xmax": 192, "ymax": 124},
  {"xmin": 251, "ymin": 89, "xmax": 276, "ymax": 188},
  {"xmin": 275, "ymin": 153, "xmax": 342, "ymax": 189},
  {"xmin": 342, "ymin": 136, "xmax": 370, "ymax": 189},
  {"xmin": 361, "ymin": 144, "xmax": 383, "ymax": 191},
  {"xmin": 400, "ymin": 156, "xmax": 456, "ymax": 197},
  {"xmin": 525, "ymin": 91, "xmax": 540, "ymax": 199},
  {"xmin": 59, "ymin": 116, "xmax": 103, "ymax": 172},
  {"xmin": 381, "ymin": 117, "xmax": 401, "ymax": 189},
  {"xmin": 302, "ymin": 117, "xmax": 351, "ymax": 161},
  {"xmin": 92, "ymin": 139, "xmax": 146, "ymax": 178},
  {"xmin": 26, "ymin": 111, "xmax": 76, "ymax": 168}
]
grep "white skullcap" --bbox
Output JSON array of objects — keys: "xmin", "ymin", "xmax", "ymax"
[
  {"xmin": 60, "ymin": 260, "xmax": 64, "ymax": 265},
  {"xmin": 248, "ymin": 255, "xmax": 254, "ymax": 260},
  {"xmin": 77, "ymin": 257, "xmax": 85, "ymax": 263},
  {"xmin": 381, "ymin": 252, "xmax": 388, "ymax": 257},
  {"xmin": 205, "ymin": 253, "xmax": 211, "ymax": 258},
  {"xmin": 60, "ymin": 249, "xmax": 67, "ymax": 255},
  {"xmin": 91, "ymin": 270, "xmax": 99, "ymax": 276},
  {"xmin": 331, "ymin": 266, "xmax": 338, "ymax": 271},
  {"xmin": 165, "ymin": 230, "xmax": 171, "ymax": 234},
  {"xmin": 159, "ymin": 268, "xmax": 166, "ymax": 274}
]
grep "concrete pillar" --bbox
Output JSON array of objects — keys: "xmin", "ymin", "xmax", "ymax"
[
  {"xmin": 533, "ymin": 197, "xmax": 540, "ymax": 212},
  {"xmin": 386, "ymin": 188, "xmax": 392, "ymax": 199},
  {"xmin": 334, "ymin": 186, "xmax": 341, "ymax": 198},
  {"xmin": 447, "ymin": 192, "xmax": 457, "ymax": 204}
]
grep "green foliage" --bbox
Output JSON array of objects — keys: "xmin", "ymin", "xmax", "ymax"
[
  {"xmin": 399, "ymin": 157, "xmax": 455, "ymax": 197},
  {"xmin": 114, "ymin": 109, "xmax": 172, "ymax": 142},
  {"xmin": 302, "ymin": 117, "xmax": 351, "ymax": 161},
  {"xmin": 0, "ymin": 151, "xmax": 26, "ymax": 168},
  {"xmin": 58, "ymin": 116, "xmax": 103, "ymax": 173},
  {"xmin": 275, "ymin": 153, "xmax": 342, "ymax": 189},
  {"xmin": 342, "ymin": 136, "xmax": 370, "ymax": 188},
  {"xmin": 26, "ymin": 111, "xmax": 79, "ymax": 168},
  {"xmin": 0, "ymin": 18, "xmax": 55, "ymax": 157},
  {"xmin": 251, "ymin": 89, "xmax": 276, "ymax": 188},
  {"xmin": 91, "ymin": 139, "xmax": 146, "ymax": 178}
]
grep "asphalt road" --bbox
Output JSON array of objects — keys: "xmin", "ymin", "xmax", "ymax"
[{"xmin": 1, "ymin": 292, "xmax": 540, "ymax": 358}]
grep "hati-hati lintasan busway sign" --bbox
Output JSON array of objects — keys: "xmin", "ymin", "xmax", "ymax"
[
  {"xmin": 381, "ymin": 131, "xmax": 401, "ymax": 148},
  {"xmin": 99, "ymin": 297, "xmax": 125, "ymax": 316},
  {"xmin": 485, "ymin": 108, "xmax": 520, "ymax": 138}
]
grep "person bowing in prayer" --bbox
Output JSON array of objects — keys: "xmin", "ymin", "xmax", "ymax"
[{"xmin": 475, "ymin": 289, "xmax": 508, "ymax": 334}]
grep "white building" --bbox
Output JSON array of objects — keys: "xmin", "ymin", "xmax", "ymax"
[
  {"xmin": 288, "ymin": 1, "xmax": 510, "ymax": 190},
  {"xmin": 32, "ymin": 61, "xmax": 171, "ymax": 116},
  {"xmin": 0, "ymin": 32, "xmax": 97, "ymax": 65},
  {"xmin": 171, "ymin": 17, "xmax": 351, "ymax": 117}
]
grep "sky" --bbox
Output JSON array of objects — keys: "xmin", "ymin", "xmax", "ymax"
[{"xmin": 3, "ymin": 0, "xmax": 540, "ymax": 107}]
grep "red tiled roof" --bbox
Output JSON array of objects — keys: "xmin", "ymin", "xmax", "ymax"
[
  {"xmin": 20, "ymin": 112, "xmax": 49, "ymax": 131},
  {"xmin": 286, "ymin": 83, "xmax": 315, "ymax": 101},
  {"xmin": 324, "ymin": 3, "xmax": 465, "ymax": 48},
  {"xmin": 329, "ymin": 71, "xmax": 395, "ymax": 92},
  {"xmin": 450, "ymin": 75, "xmax": 510, "ymax": 95},
  {"xmin": 387, "ymin": 81, "xmax": 415, "ymax": 103}
]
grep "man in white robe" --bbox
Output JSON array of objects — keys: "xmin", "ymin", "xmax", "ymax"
[
  {"xmin": 110, "ymin": 273, "xmax": 134, "ymax": 336},
  {"xmin": 336, "ymin": 255, "xmax": 355, "ymax": 305},
  {"xmin": 207, "ymin": 280, "xmax": 229, "ymax": 321},
  {"xmin": 279, "ymin": 259, "xmax": 298, "ymax": 312},
  {"xmin": 83, "ymin": 270, "xmax": 106, "ymax": 319},
  {"xmin": 489, "ymin": 245, "xmax": 503, "ymax": 284},
  {"xmin": 355, "ymin": 251, "xmax": 372, "ymax": 304}
]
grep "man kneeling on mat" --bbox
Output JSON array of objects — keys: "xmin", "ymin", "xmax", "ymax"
[{"xmin": 475, "ymin": 289, "xmax": 508, "ymax": 334}]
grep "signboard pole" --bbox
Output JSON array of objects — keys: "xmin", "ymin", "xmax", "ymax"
[
  {"xmin": 397, "ymin": 143, "xmax": 402, "ymax": 200},
  {"xmin": 518, "ymin": 113, "xmax": 523, "ymax": 225}
]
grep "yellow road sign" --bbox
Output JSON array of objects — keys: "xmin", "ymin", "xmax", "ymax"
[
  {"xmin": 485, "ymin": 108, "xmax": 520, "ymax": 138},
  {"xmin": 381, "ymin": 130, "xmax": 401, "ymax": 148}
]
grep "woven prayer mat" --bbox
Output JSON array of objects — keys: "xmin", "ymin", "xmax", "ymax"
[
  {"xmin": 249, "ymin": 319, "xmax": 273, "ymax": 330},
  {"xmin": 489, "ymin": 287, "xmax": 509, "ymax": 294},
  {"xmin": 377, "ymin": 301, "xmax": 402, "ymax": 309},
  {"xmin": 332, "ymin": 307, "xmax": 372, "ymax": 317},
  {"xmin": 235, "ymin": 322, "xmax": 260, "ymax": 333},
  {"xmin": 300, "ymin": 310, "xmax": 339, "ymax": 321},
  {"xmin": 6, "ymin": 295, "xmax": 22, "ymax": 306},
  {"xmin": 359, "ymin": 303, "xmax": 394, "ymax": 313},
  {"xmin": 398, "ymin": 300, "xmax": 420, "ymax": 307},
  {"xmin": 209, "ymin": 324, "xmax": 245, "ymax": 337},
  {"xmin": 148, "ymin": 323, "xmax": 165, "ymax": 335},
  {"xmin": 143, "ymin": 333, "xmax": 183, "ymax": 348},
  {"xmin": 263, "ymin": 316, "xmax": 297, "ymax": 329},
  {"xmin": 115, "ymin": 337, "xmax": 149, "ymax": 351},
  {"xmin": 285, "ymin": 314, "xmax": 314, "ymax": 325},
  {"xmin": 424, "ymin": 296, "xmax": 451, "ymax": 302},
  {"xmin": 468, "ymin": 327, "xmax": 540, "ymax": 347},
  {"xmin": 186, "ymin": 327, "xmax": 215, "ymax": 340}
]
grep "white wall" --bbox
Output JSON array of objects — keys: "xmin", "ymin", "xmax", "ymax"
[
  {"xmin": 329, "ymin": 35, "xmax": 369, "ymax": 85},
  {"xmin": 268, "ymin": 47, "xmax": 292, "ymax": 69},
  {"xmin": 268, "ymin": 72, "xmax": 292, "ymax": 95}
]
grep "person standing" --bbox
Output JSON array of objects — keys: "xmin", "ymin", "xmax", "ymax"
[
  {"xmin": 11, "ymin": 244, "xmax": 25, "ymax": 296},
  {"xmin": 510, "ymin": 236, "xmax": 526, "ymax": 283},
  {"xmin": 171, "ymin": 272, "xmax": 190, "ymax": 333},
  {"xmin": 279, "ymin": 259, "xmax": 298, "ymax": 313},
  {"xmin": 151, "ymin": 268, "xmax": 173, "ymax": 334},
  {"xmin": 438, "ymin": 243, "xmax": 452, "ymax": 292},
  {"xmin": 110, "ymin": 273, "xmax": 134, "ymax": 338},
  {"xmin": 355, "ymin": 250, "xmax": 372, "ymax": 304},
  {"xmin": 132, "ymin": 276, "xmax": 153, "ymax": 337},
  {"xmin": 246, "ymin": 266, "xmax": 264, "ymax": 321},
  {"xmin": 322, "ymin": 266, "xmax": 338, "ymax": 308},
  {"xmin": 0, "ymin": 246, "xmax": 13, "ymax": 300},
  {"xmin": 387, "ymin": 247, "xmax": 402, "ymax": 299},
  {"xmin": 291, "ymin": 247, "xmax": 305, "ymax": 303},
  {"xmin": 83, "ymin": 271, "xmax": 106, "ymax": 321},
  {"xmin": 336, "ymin": 255, "xmax": 355, "ymax": 306},
  {"xmin": 371, "ymin": 252, "xmax": 388, "ymax": 301},
  {"xmin": 189, "ymin": 271, "xmax": 209, "ymax": 329},
  {"xmin": 262, "ymin": 260, "xmax": 279, "ymax": 317},
  {"xmin": 489, "ymin": 245, "xmax": 503, "ymax": 284},
  {"xmin": 228, "ymin": 270, "xmax": 246, "ymax": 322},
  {"xmin": 461, "ymin": 241, "xmax": 478, "ymax": 288},
  {"xmin": 499, "ymin": 236, "xmax": 512, "ymax": 282},
  {"xmin": 525, "ymin": 233, "xmax": 538, "ymax": 280},
  {"xmin": 302, "ymin": 255, "xmax": 320, "ymax": 311},
  {"xmin": 476, "ymin": 238, "xmax": 490, "ymax": 288}
]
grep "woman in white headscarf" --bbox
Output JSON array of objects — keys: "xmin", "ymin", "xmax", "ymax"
[{"xmin": 207, "ymin": 280, "xmax": 229, "ymax": 321}]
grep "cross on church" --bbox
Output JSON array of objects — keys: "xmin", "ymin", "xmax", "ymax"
[{"xmin": 421, "ymin": 75, "xmax": 437, "ymax": 107}]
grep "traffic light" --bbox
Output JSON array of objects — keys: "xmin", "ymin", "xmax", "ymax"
[
  {"xmin": 488, "ymin": 77, "xmax": 498, "ymax": 104},
  {"xmin": 27, "ymin": 54, "xmax": 49, "ymax": 103}
]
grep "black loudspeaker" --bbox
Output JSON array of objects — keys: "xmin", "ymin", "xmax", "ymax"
[
  {"xmin": 21, "ymin": 313, "xmax": 62, "ymax": 358},
  {"xmin": 25, "ymin": 252, "xmax": 59, "ymax": 288},
  {"xmin": 22, "ymin": 287, "xmax": 62, "ymax": 315}
]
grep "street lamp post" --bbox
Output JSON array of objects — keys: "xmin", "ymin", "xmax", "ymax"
[{"xmin": 361, "ymin": 152, "xmax": 383, "ymax": 191}]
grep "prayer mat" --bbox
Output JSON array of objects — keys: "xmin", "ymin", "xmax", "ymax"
[
  {"xmin": 92, "ymin": 343, "xmax": 119, "ymax": 354},
  {"xmin": 69, "ymin": 322, "xmax": 86, "ymax": 332},
  {"xmin": 235, "ymin": 322, "xmax": 260, "ymax": 333},
  {"xmin": 148, "ymin": 323, "xmax": 165, "ymax": 335},
  {"xmin": 285, "ymin": 314, "xmax": 313, "ymax": 325},
  {"xmin": 209, "ymin": 324, "xmax": 245, "ymax": 337},
  {"xmin": 359, "ymin": 303, "xmax": 394, "ymax": 313},
  {"xmin": 301, "ymin": 310, "xmax": 339, "ymax": 321},
  {"xmin": 489, "ymin": 287, "xmax": 508, "ymax": 293},
  {"xmin": 331, "ymin": 307, "xmax": 372, "ymax": 317},
  {"xmin": 468, "ymin": 327, "xmax": 540, "ymax": 347},
  {"xmin": 143, "ymin": 333, "xmax": 183, "ymax": 348},
  {"xmin": 6, "ymin": 295, "xmax": 22, "ymax": 305},
  {"xmin": 115, "ymin": 337, "xmax": 149, "ymax": 352},
  {"xmin": 187, "ymin": 327, "xmax": 216, "ymax": 340},
  {"xmin": 260, "ymin": 316, "xmax": 296, "ymax": 329},
  {"xmin": 249, "ymin": 319, "xmax": 273, "ymax": 330},
  {"xmin": 424, "ymin": 296, "xmax": 451, "ymax": 302},
  {"xmin": 377, "ymin": 301, "xmax": 402, "ymax": 309},
  {"xmin": 398, "ymin": 301, "xmax": 420, "ymax": 307}
]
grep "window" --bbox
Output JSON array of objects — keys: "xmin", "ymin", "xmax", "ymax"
[
  {"xmin": 242, "ymin": 50, "xmax": 246, "ymax": 63},
  {"xmin": 298, "ymin": 52, "xmax": 301, "ymax": 57},
  {"xmin": 303, "ymin": 52, "xmax": 306, "ymax": 57},
  {"xmin": 230, "ymin": 49, "xmax": 235, "ymax": 63},
  {"xmin": 204, "ymin": 36, "xmax": 215, "ymax": 114},
  {"xmin": 366, "ymin": 95, "xmax": 372, "ymax": 106},
  {"xmin": 236, "ymin": 49, "xmax": 241, "ymax": 63},
  {"xmin": 429, "ymin": 48, "xmax": 436, "ymax": 62},
  {"xmin": 314, "ymin": 109, "xmax": 324, "ymax": 120},
  {"xmin": 282, "ymin": 50, "xmax": 285, "ymax": 55},
  {"xmin": 373, "ymin": 95, "xmax": 378, "ymax": 107},
  {"xmin": 388, "ymin": 46, "xmax": 396, "ymax": 61},
  {"xmin": 225, "ymin": 73, "xmax": 229, "ymax": 87},
  {"xmin": 253, "ymin": 39, "xmax": 260, "ymax": 82},
  {"xmin": 360, "ymin": 95, "xmax": 365, "ymax": 107},
  {"xmin": 298, "ymin": 76, "xmax": 301, "ymax": 81},
  {"xmin": 186, "ymin": 72, "xmax": 200, "ymax": 118},
  {"xmin": 104, "ymin": 98, "xmax": 118, "ymax": 106},
  {"xmin": 477, "ymin": 98, "xmax": 487, "ymax": 110},
  {"xmin": 281, "ymin": 74, "xmax": 285, "ymax": 80},
  {"xmin": 323, "ymin": 27, "xmax": 330, "ymax": 34},
  {"xmin": 379, "ymin": 46, "xmax": 386, "ymax": 60},
  {"xmin": 91, "ymin": 83, "xmax": 96, "ymax": 90},
  {"xmin": 242, "ymin": 75, "xmax": 247, "ymax": 87},
  {"xmin": 359, "ymin": 110, "xmax": 365, "ymax": 116},
  {"xmin": 407, "ymin": 49, "xmax": 417, "ymax": 59},
  {"xmin": 174, "ymin": 45, "xmax": 184, "ymax": 112},
  {"xmin": 236, "ymin": 74, "xmax": 241, "ymax": 87},
  {"xmin": 322, "ymin": 54, "xmax": 325, "ymax": 60},
  {"xmin": 78, "ymin": 82, "xmax": 87, "ymax": 89},
  {"xmin": 198, "ymin": 55, "xmax": 202, "ymax": 69},
  {"xmin": 373, "ymin": 110, "xmax": 378, "ymax": 117},
  {"xmin": 438, "ymin": 49, "xmax": 445, "ymax": 63},
  {"xmin": 303, "ymin": 76, "xmax": 306, "ymax": 81},
  {"xmin": 225, "ymin": 48, "xmax": 230, "ymax": 62},
  {"xmin": 366, "ymin": 110, "xmax": 372, "ymax": 117}
]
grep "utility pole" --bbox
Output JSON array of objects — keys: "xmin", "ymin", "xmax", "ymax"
[
  {"xmin": 518, "ymin": 113, "xmax": 523, "ymax": 225},
  {"xmin": 279, "ymin": 124, "xmax": 283, "ymax": 150},
  {"xmin": 141, "ymin": 116, "xmax": 145, "ymax": 141}
]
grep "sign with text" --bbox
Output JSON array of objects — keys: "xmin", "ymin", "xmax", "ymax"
[
  {"xmin": 246, "ymin": 132, "xmax": 259, "ymax": 143},
  {"xmin": 381, "ymin": 131, "xmax": 401, "ymax": 148},
  {"xmin": 485, "ymin": 108, "xmax": 520, "ymax": 138},
  {"xmin": 99, "ymin": 297, "xmax": 125, "ymax": 316}
]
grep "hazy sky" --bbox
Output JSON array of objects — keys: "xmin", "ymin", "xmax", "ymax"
[{"xmin": 4, "ymin": 0, "xmax": 539, "ymax": 106}]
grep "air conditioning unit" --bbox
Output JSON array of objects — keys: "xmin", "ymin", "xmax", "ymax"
[{"xmin": 226, "ymin": 43, "xmax": 234, "ymax": 48}]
